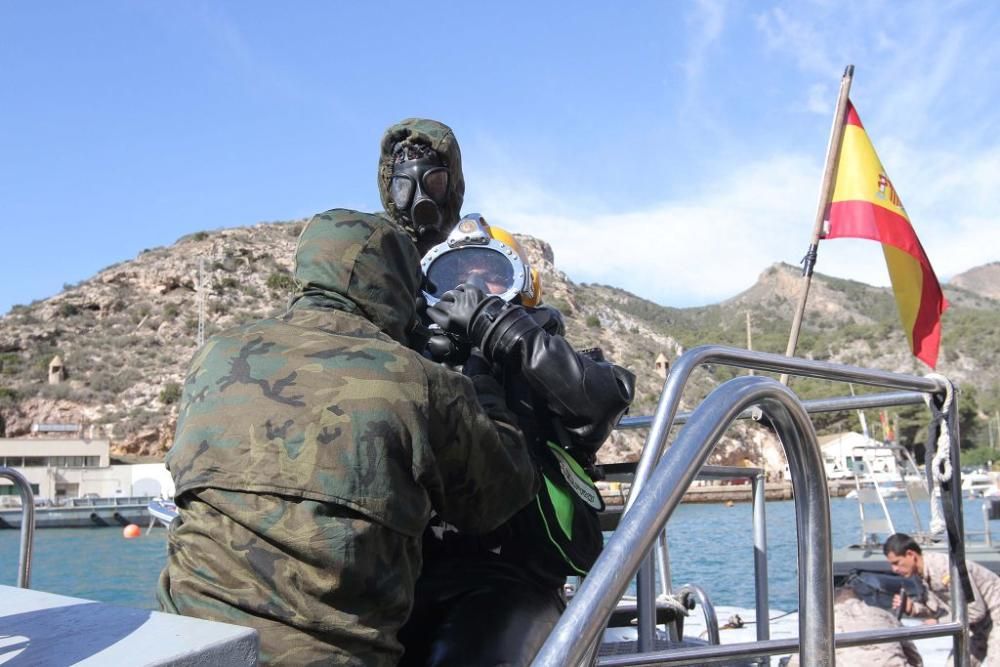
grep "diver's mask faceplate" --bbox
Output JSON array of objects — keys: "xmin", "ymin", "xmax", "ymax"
[
  {"xmin": 390, "ymin": 156, "xmax": 450, "ymax": 242},
  {"xmin": 421, "ymin": 214, "xmax": 533, "ymax": 306}
]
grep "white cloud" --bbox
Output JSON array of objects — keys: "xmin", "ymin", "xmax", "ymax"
[
  {"xmin": 681, "ymin": 0, "xmax": 727, "ymax": 82},
  {"xmin": 805, "ymin": 83, "xmax": 832, "ymax": 115},
  {"xmin": 461, "ymin": 2, "xmax": 1000, "ymax": 309},
  {"xmin": 465, "ymin": 137, "xmax": 999, "ymax": 307},
  {"xmin": 469, "ymin": 153, "xmax": 821, "ymax": 306},
  {"xmin": 755, "ymin": 6, "xmax": 839, "ymax": 76}
]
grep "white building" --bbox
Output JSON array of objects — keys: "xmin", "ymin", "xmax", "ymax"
[
  {"xmin": 0, "ymin": 438, "xmax": 174, "ymax": 501},
  {"xmin": 817, "ymin": 432, "xmax": 900, "ymax": 480}
]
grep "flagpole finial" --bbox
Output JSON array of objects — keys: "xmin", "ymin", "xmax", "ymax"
[{"xmin": 844, "ymin": 64, "xmax": 854, "ymax": 77}]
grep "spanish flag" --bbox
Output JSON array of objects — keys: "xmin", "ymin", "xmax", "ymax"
[{"xmin": 826, "ymin": 101, "xmax": 948, "ymax": 368}]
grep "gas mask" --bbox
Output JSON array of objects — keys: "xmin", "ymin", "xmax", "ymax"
[{"xmin": 390, "ymin": 156, "xmax": 450, "ymax": 247}]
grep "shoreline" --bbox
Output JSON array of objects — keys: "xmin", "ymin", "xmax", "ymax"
[{"xmin": 600, "ymin": 479, "xmax": 857, "ymax": 506}]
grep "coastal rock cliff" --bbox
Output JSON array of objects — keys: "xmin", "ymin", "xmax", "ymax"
[{"xmin": 1, "ymin": 219, "xmax": 999, "ymax": 471}]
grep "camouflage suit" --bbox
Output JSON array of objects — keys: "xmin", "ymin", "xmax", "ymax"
[
  {"xmin": 158, "ymin": 210, "xmax": 538, "ymax": 665},
  {"xmin": 909, "ymin": 551, "xmax": 1000, "ymax": 666},
  {"xmin": 786, "ymin": 595, "xmax": 922, "ymax": 666}
]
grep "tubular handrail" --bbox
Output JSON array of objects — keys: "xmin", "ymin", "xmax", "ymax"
[
  {"xmin": 617, "ymin": 390, "xmax": 929, "ymax": 430},
  {"xmin": 625, "ymin": 346, "xmax": 948, "ymax": 518},
  {"xmin": 621, "ymin": 346, "xmax": 956, "ymax": 654},
  {"xmin": 595, "ymin": 621, "xmax": 967, "ymax": 667},
  {"xmin": 674, "ymin": 583, "xmax": 719, "ymax": 645},
  {"xmin": 0, "ymin": 466, "xmax": 35, "ymax": 588},
  {"xmin": 532, "ymin": 375, "xmax": 835, "ymax": 666}
]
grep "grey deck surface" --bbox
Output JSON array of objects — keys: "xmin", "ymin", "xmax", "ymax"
[{"xmin": 0, "ymin": 585, "xmax": 258, "ymax": 666}]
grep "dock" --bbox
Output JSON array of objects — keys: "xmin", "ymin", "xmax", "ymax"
[
  {"xmin": 599, "ymin": 478, "xmax": 857, "ymax": 506},
  {"xmin": 0, "ymin": 496, "xmax": 151, "ymax": 529}
]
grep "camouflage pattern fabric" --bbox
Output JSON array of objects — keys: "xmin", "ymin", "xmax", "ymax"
[
  {"xmin": 786, "ymin": 596, "xmax": 922, "ymax": 667},
  {"xmin": 910, "ymin": 551, "xmax": 1000, "ymax": 666},
  {"xmin": 377, "ymin": 118, "xmax": 464, "ymax": 241},
  {"xmin": 158, "ymin": 209, "xmax": 538, "ymax": 665}
]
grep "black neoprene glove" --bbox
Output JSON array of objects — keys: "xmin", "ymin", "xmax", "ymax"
[
  {"xmin": 425, "ymin": 333, "xmax": 471, "ymax": 366},
  {"xmin": 404, "ymin": 295, "xmax": 428, "ymax": 349},
  {"xmin": 426, "ymin": 284, "xmax": 497, "ymax": 340},
  {"xmin": 426, "ymin": 284, "xmax": 551, "ymax": 366}
]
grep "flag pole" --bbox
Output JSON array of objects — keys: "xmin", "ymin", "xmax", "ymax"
[{"xmin": 780, "ymin": 65, "xmax": 855, "ymax": 385}]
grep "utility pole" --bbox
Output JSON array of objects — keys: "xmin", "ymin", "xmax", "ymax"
[
  {"xmin": 994, "ymin": 411, "xmax": 1000, "ymax": 450},
  {"xmin": 745, "ymin": 311, "xmax": 754, "ymax": 376},
  {"xmin": 197, "ymin": 258, "xmax": 206, "ymax": 348}
]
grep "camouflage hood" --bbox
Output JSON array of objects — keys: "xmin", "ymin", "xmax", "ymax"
[
  {"xmin": 378, "ymin": 118, "xmax": 465, "ymax": 238},
  {"xmin": 291, "ymin": 209, "xmax": 422, "ymax": 344}
]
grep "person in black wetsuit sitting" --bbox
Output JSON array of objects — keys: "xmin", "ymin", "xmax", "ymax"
[{"xmin": 398, "ymin": 214, "xmax": 636, "ymax": 666}]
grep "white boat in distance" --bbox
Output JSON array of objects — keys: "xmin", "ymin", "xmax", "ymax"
[{"xmin": 146, "ymin": 498, "xmax": 178, "ymax": 528}]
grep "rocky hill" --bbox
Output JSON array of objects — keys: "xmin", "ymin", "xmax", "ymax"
[
  {"xmin": 951, "ymin": 262, "xmax": 1000, "ymax": 301},
  {"xmin": 1, "ymin": 219, "xmax": 998, "ymax": 472}
]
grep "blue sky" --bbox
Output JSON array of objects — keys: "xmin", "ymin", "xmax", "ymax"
[{"xmin": 1, "ymin": 1, "xmax": 998, "ymax": 315}]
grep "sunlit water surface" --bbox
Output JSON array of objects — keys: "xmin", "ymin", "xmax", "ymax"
[{"xmin": 0, "ymin": 497, "xmax": 991, "ymax": 613}]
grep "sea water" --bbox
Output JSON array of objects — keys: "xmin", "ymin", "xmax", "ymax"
[
  {"xmin": 0, "ymin": 526, "xmax": 167, "ymax": 608},
  {"xmin": 0, "ymin": 497, "xmax": 992, "ymax": 613}
]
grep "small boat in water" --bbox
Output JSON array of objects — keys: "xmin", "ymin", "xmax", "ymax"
[
  {"xmin": 831, "ymin": 440, "xmax": 1000, "ymax": 584},
  {"xmin": 146, "ymin": 497, "xmax": 178, "ymax": 529}
]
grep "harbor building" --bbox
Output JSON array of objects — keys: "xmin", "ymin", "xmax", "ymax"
[{"xmin": 0, "ymin": 437, "xmax": 174, "ymax": 502}]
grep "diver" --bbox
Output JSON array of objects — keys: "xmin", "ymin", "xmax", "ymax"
[{"xmin": 398, "ymin": 214, "xmax": 636, "ymax": 666}]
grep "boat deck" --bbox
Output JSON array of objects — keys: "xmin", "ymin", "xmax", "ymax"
[{"xmin": 0, "ymin": 584, "xmax": 258, "ymax": 665}]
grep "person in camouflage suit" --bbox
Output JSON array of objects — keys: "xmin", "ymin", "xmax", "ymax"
[
  {"xmin": 377, "ymin": 118, "xmax": 464, "ymax": 255},
  {"xmin": 785, "ymin": 586, "xmax": 922, "ymax": 667},
  {"xmin": 886, "ymin": 533, "xmax": 1000, "ymax": 666},
  {"xmin": 157, "ymin": 210, "xmax": 539, "ymax": 666}
]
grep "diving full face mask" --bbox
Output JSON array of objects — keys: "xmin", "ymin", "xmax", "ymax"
[{"xmin": 421, "ymin": 214, "xmax": 539, "ymax": 307}]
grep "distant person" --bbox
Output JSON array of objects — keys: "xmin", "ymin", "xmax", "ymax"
[
  {"xmin": 158, "ymin": 212, "xmax": 538, "ymax": 665},
  {"xmin": 885, "ymin": 532, "xmax": 1000, "ymax": 666},
  {"xmin": 398, "ymin": 215, "xmax": 636, "ymax": 665},
  {"xmin": 377, "ymin": 117, "xmax": 465, "ymax": 254},
  {"xmin": 785, "ymin": 585, "xmax": 922, "ymax": 666}
]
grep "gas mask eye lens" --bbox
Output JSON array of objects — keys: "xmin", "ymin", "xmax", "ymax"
[
  {"xmin": 422, "ymin": 169, "xmax": 449, "ymax": 203},
  {"xmin": 390, "ymin": 176, "xmax": 415, "ymax": 209}
]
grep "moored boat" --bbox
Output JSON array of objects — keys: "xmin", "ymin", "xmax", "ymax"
[{"xmin": 146, "ymin": 497, "xmax": 178, "ymax": 529}]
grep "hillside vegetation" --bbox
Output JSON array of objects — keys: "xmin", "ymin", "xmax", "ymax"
[{"xmin": 1, "ymin": 219, "xmax": 998, "ymax": 468}]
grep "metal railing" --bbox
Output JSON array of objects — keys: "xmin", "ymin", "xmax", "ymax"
[
  {"xmin": 0, "ymin": 466, "xmax": 36, "ymax": 588},
  {"xmin": 531, "ymin": 345, "xmax": 969, "ymax": 667},
  {"xmin": 534, "ymin": 374, "xmax": 835, "ymax": 665}
]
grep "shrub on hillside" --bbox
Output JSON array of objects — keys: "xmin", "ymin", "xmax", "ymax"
[
  {"xmin": 0, "ymin": 353, "xmax": 22, "ymax": 375},
  {"xmin": 159, "ymin": 382, "xmax": 182, "ymax": 405},
  {"xmin": 267, "ymin": 272, "xmax": 296, "ymax": 292},
  {"xmin": 58, "ymin": 302, "xmax": 80, "ymax": 317}
]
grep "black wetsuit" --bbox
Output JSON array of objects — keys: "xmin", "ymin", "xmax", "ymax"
[{"xmin": 399, "ymin": 306, "xmax": 635, "ymax": 666}]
